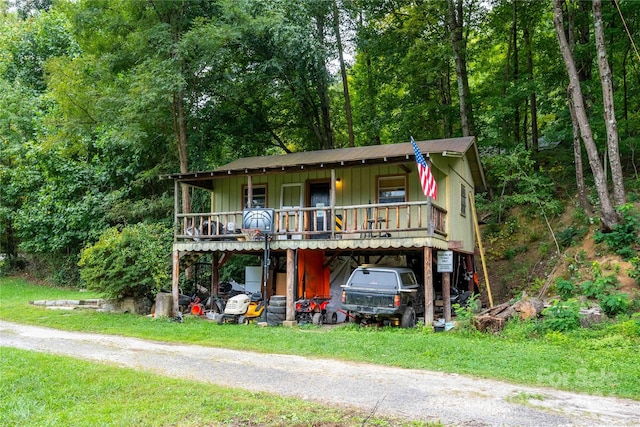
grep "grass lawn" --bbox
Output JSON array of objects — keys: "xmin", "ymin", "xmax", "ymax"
[
  {"xmin": 1, "ymin": 347, "xmax": 434, "ymax": 426},
  {"xmin": 1, "ymin": 276, "xmax": 639, "ymax": 400}
]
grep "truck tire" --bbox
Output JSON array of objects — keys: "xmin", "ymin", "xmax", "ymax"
[
  {"xmin": 269, "ymin": 295, "xmax": 286, "ymax": 306},
  {"xmin": 266, "ymin": 311, "xmax": 284, "ymax": 326},
  {"xmin": 401, "ymin": 307, "xmax": 416, "ymax": 328},
  {"xmin": 267, "ymin": 305, "xmax": 286, "ymax": 314},
  {"xmin": 266, "ymin": 310, "xmax": 285, "ymax": 322}
]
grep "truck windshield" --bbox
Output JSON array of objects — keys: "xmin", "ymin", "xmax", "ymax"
[{"xmin": 348, "ymin": 270, "xmax": 398, "ymax": 289}]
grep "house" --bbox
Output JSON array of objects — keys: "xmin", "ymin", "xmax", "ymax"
[{"xmin": 166, "ymin": 136, "xmax": 487, "ymax": 324}]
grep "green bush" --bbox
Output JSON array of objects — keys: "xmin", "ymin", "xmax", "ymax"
[
  {"xmin": 555, "ymin": 278, "xmax": 575, "ymax": 300},
  {"xmin": 593, "ymin": 204, "xmax": 640, "ymax": 260},
  {"xmin": 78, "ymin": 223, "xmax": 172, "ymax": 301},
  {"xmin": 500, "ymin": 317, "xmax": 543, "ymax": 340},
  {"xmin": 453, "ymin": 293, "xmax": 480, "ymax": 332},
  {"xmin": 600, "ymin": 292, "xmax": 631, "ymax": 317},
  {"xmin": 556, "ymin": 225, "xmax": 588, "ymax": 249},
  {"xmin": 478, "ymin": 146, "xmax": 564, "ymax": 224},
  {"xmin": 612, "ymin": 313, "xmax": 640, "ymax": 338},
  {"xmin": 542, "ymin": 299, "xmax": 581, "ymax": 332},
  {"xmin": 580, "ymin": 274, "xmax": 618, "ymax": 299}
]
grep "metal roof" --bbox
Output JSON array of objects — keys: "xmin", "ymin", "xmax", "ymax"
[{"xmin": 167, "ymin": 137, "xmax": 486, "ymax": 192}]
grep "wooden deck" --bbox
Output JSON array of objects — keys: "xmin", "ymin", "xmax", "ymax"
[{"xmin": 175, "ymin": 201, "xmax": 447, "ymax": 244}]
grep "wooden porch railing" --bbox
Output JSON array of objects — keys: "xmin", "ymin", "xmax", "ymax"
[{"xmin": 175, "ymin": 201, "xmax": 447, "ymax": 241}]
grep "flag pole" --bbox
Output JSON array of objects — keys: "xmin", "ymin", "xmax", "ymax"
[{"xmin": 426, "ymin": 153, "xmax": 433, "ymax": 236}]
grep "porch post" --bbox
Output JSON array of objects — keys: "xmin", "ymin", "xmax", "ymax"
[
  {"xmin": 211, "ymin": 252, "xmax": 219, "ymax": 298},
  {"xmin": 330, "ymin": 169, "xmax": 336, "ymax": 238},
  {"xmin": 172, "ymin": 249, "xmax": 180, "ymax": 317},
  {"xmin": 174, "ymin": 179, "xmax": 180, "ymax": 238},
  {"xmin": 285, "ymin": 248, "xmax": 296, "ymax": 323},
  {"xmin": 442, "ymin": 271, "xmax": 451, "ymax": 322},
  {"xmin": 423, "ymin": 246, "xmax": 434, "ymax": 326},
  {"xmin": 247, "ymin": 175, "xmax": 253, "ymax": 208}
]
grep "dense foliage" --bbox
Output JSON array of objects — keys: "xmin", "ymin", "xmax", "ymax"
[
  {"xmin": 1, "ymin": 0, "xmax": 639, "ymax": 284},
  {"xmin": 78, "ymin": 223, "xmax": 172, "ymax": 300}
]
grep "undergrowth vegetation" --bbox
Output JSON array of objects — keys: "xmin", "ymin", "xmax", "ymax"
[{"xmin": 476, "ymin": 145, "xmax": 639, "ymax": 314}]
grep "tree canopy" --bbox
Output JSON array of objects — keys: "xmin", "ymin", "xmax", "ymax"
[{"xmin": 1, "ymin": 0, "xmax": 638, "ymax": 282}]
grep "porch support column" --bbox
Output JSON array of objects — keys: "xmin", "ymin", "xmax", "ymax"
[
  {"xmin": 443, "ymin": 271, "xmax": 451, "ymax": 322},
  {"xmin": 286, "ymin": 248, "xmax": 296, "ymax": 322},
  {"xmin": 174, "ymin": 179, "xmax": 180, "ymax": 237},
  {"xmin": 423, "ymin": 246, "xmax": 434, "ymax": 326},
  {"xmin": 172, "ymin": 249, "xmax": 180, "ymax": 317},
  {"xmin": 247, "ymin": 175, "xmax": 252, "ymax": 208},
  {"xmin": 330, "ymin": 169, "xmax": 336, "ymax": 238},
  {"xmin": 211, "ymin": 252, "xmax": 219, "ymax": 298}
]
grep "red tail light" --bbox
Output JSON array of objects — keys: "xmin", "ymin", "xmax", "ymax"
[
  {"xmin": 394, "ymin": 294, "xmax": 401, "ymax": 307},
  {"xmin": 341, "ymin": 291, "xmax": 346, "ymax": 303}
]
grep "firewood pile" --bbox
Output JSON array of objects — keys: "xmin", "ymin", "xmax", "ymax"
[{"xmin": 473, "ymin": 293, "xmax": 544, "ymax": 332}]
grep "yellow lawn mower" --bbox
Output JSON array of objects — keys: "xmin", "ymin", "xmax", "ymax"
[{"xmin": 217, "ymin": 292, "xmax": 264, "ymax": 324}]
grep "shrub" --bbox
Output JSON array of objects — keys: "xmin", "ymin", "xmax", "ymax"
[
  {"xmin": 453, "ymin": 293, "xmax": 480, "ymax": 332},
  {"xmin": 78, "ymin": 223, "xmax": 172, "ymax": 301},
  {"xmin": 542, "ymin": 299, "xmax": 581, "ymax": 332},
  {"xmin": 555, "ymin": 278, "xmax": 575, "ymax": 300},
  {"xmin": 500, "ymin": 317, "xmax": 542, "ymax": 340},
  {"xmin": 613, "ymin": 313, "xmax": 640, "ymax": 338},
  {"xmin": 557, "ymin": 225, "xmax": 588, "ymax": 249},
  {"xmin": 600, "ymin": 292, "xmax": 631, "ymax": 317},
  {"xmin": 593, "ymin": 204, "xmax": 640, "ymax": 260},
  {"xmin": 580, "ymin": 274, "xmax": 618, "ymax": 299}
]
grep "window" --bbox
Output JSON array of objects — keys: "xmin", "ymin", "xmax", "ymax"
[
  {"xmin": 243, "ymin": 185, "xmax": 267, "ymax": 208},
  {"xmin": 378, "ymin": 176, "xmax": 406, "ymax": 204},
  {"xmin": 460, "ymin": 184, "xmax": 467, "ymax": 216}
]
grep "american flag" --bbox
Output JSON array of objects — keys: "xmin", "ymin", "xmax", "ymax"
[{"xmin": 411, "ymin": 137, "xmax": 437, "ymax": 200}]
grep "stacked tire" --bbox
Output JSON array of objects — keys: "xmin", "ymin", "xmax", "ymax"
[{"xmin": 266, "ymin": 295, "xmax": 286, "ymax": 326}]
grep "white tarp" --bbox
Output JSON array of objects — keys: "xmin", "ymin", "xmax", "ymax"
[{"xmin": 326, "ymin": 257, "xmax": 353, "ymax": 323}]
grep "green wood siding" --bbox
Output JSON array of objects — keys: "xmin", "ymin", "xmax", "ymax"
[{"xmin": 206, "ymin": 155, "xmax": 476, "ymax": 252}]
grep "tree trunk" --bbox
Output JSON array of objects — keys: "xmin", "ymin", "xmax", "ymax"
[
  {"xmin": 359, "ymin": 10, "xmax": 380, "ymax": 145},
  {"xmin": 553, "ymin": 0, "xmax": 618, "ymax": 231},
  {"xmin": 511, "ymin": 1, "xmax": 520, "ymax": 145},
  {"xmin": 439, "ymin": 66, "xmax": 453, "ymax": 138},
  {"xmin": 172, "ymin": 90, "xmax": 190, "ymax": 215},
  {"xmin": 333, "ymin": 0, "xmax": 355, "ymax": 147},
  {"xmin": 592, "ymin": 0, "xmax": 626, "ymax": 206},
  {"xmin": 314, "ymin": 13, "xmax": 334, "ymax": 150},
  {"xmin": 568, "ymin": 85, "xmax": 593, "ymax": 216},
  {"xmin": 524, "ymin": 26, "xmax": 538, "ymax": 152},
  {"xmin": 446, "ymin": 0, "xmax": 475, "ymax": 137}
]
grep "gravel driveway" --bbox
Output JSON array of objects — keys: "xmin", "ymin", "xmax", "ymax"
[{"xmin": 1, "ymin": 320, "xmax": 638, "ymax": 426}]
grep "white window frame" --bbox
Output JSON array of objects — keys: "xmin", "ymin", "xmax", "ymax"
[
  {"xmin": 243, "ymin": 184, "xmax": 267, "ymax": 209},
  {"xmin": 377, "ymin": 175, "xmax": 407, "ymax": 204}
]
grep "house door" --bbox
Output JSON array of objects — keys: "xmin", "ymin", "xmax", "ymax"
[{"xmin": 308, "ymin": 181, "xmax": 330, "ymax": 238}]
